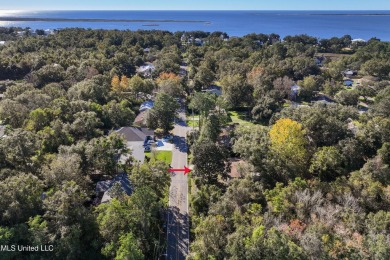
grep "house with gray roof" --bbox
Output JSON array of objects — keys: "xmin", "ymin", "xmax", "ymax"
[
  {"xmin": 96, "ymin": 173, "xmax": 132, "ymax": 203},
  {"xmin": 116, "ymin": 127, "xmax": 154, "ymax": 164}
]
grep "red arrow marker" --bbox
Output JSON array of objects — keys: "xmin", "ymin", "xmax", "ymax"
[{"xmin": 168, "ymin": 166, "xmax": 191, "ymax": 175}]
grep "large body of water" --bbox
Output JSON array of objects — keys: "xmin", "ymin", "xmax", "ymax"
[{"xmin": 1, "ymin": 10, "xmax": 390, "ymax": 40}]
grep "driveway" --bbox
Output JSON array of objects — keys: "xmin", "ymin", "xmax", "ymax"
[{"xmin": 154, "ymin": 140, "xmax": 174, "ymax": 151}]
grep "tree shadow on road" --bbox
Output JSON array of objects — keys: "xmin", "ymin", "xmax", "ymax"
[
  {"xmin": 166, "ymin": 206, "xmax": 189, "ymax": 260},
  {"xmin": 173, "ymin": 135, "xmax": 188, "ymax": 153}
]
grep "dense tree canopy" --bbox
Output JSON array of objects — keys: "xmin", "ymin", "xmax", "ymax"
[{"xmin": 0, "ymin": 27, "xmax": 389, "ymax": 259}]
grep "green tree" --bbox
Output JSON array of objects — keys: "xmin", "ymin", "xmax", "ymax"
[
  {"xmin": 85, "ymin": 133, "xmax": 127, "ymax": 176},
  {"xmin": 115, "ymin": 232, "xmax": 144, "ymax": 260},
  {"xmin": 199, "ymin": 114, "xmax": 221, "ymax": 143},
  {"xmin": 360, "ymin": 59, "xmax": 390, "ymax": 79},
  {"xmin": 128, "ymin": 75, "xmax": 146, "ymax": 93},
  {"xmin": 193, "ymin": 65, "xmax": 215, "ymax": 89},
  {"xmin": 251, "ymin": 95, "xmax": 279, "ymax": 122},
  {"xmin": 335, "ymin": 90, "xmax": 359, "ymax": 106},
  {"xmin": 0, "ymin": 99, "xmax": 29, "ymax": 128},
  {"xmin": 192, "ymin": 141, "xmax": 228, "ymax": 185},
  {"xmin": 298, "ymin": 75, "xmax": 321, "ymax": 101},
  {"xmin": 42, "ymin": 181, "xmax": 100, "ymax": 259},
  {"xmin": 221, "ymin": 74, "xmax": 253, "ymax": 108},
  {"xmin": 309, "ymin": 146, "xmax": 345, "ymax": 181},
  {"xmin": 25, "ymin": 108, "xmax": 52, "ymax": 132},
  {"xmin": 191, "ymin": 215, "xmax": 229, "ymax": 259},
  {"xmin": 189, "ymin": 92, "xmax": 216, "ymax": 129},
  {"xmin": 0, "ymin": 129, "xmax": 38, "ymax": 170},
  {"xmin": 70, "ymin": 111, "xmax": 103, "ymax": 140},
  {"xmin": 0, "ymin": 173, "xmax": 44, "ymax": 225},
  {"xmin": 147, "ymin": 93, "xmax": 179, "ymax": 134},
  {"xmin": 189, "ymin": 92, "xmax": 216, "ymax": 117},
  {"xmin": 96, "ymin": 199, "xmax": 131, "ymax": 258},
  {"xmin": 67, "ymin": 75, "xmax": 110, "ymax": 104},
  {"xmin": 41, "ymin": 152, "xmax": 87, "ymax": 189},
  {"xmin": 373, "ymin": 86, "xmax": 390, "ymax": 117},
  {"xmin": 129, "ymin": 160, "xmax": 170, "ymax": 200},
  {"xmin": 102, "ymin": 100, "xmax": 135, "ymax": 129},
  {"xmin": 31, "ymin": 64, "xmax": 66, "ymax": 88}
]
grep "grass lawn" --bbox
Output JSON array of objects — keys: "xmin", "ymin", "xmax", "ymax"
[
  {"xmin": 187, "ymin": 120, "xmax": 199, "ymax": 127},
  {"xmin": 145, "ymin": 151, "xmax": 172, "ymax": 164},
  {"xmin": 228, "ymin": 111, "xmax": 255, "ymax": 126}
]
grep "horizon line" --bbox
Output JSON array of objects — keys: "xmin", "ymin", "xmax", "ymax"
[{"xmin": 1, "ymin": 9, "xmax": 390, "ymax": 11}]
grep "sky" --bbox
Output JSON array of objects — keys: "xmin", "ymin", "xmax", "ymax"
[{"xmin": 0, "ymin": 0, "xmax": 389, "ymax": 11}]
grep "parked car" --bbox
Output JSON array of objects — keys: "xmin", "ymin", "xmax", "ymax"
[{"xmin": 163, "ymin": 135, "xmax": 173, "ymax": 141}]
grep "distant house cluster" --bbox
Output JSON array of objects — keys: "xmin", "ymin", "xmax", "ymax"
[
  {"xmin": 16, "ymin": 29, "xmax": 55, "ymax": 37},
  {"xmin": 181, "ymin": 34, "xmax": 204, "ymax": 46}
]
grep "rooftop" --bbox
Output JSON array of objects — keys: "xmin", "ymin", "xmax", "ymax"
[
  {"xmin": 140, "ymin": 100, "xmax": 154, "ymax": 112},
  {"xmin": 96, "ymin": 173, "xmax": 132, "ymax": 203},
  {"xmin": 137, "ymin": 64, "xmax": 155, "ymax": 73},
  {"xmin": 116, "ymin": 127, "xmax": 154, "ymax": 142}
]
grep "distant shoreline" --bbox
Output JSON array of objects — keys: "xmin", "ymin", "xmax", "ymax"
[
  {"xmin": 308, "ymin": 13, "xmax": 390, "ymax": 16},
  {"xmin": 0, "ymin": 17, "xmax": 208, "ymax": 23},
  {"xmin": 251, "ymin": 13, "xmax": 390, "ymax": 16}
]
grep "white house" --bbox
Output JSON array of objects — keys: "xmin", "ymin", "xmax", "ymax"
[
  {"xmin": 136, "ymin": 64, "xmax": 155, "ymax": 77},
  {"xmin": 343, "ymin": 70, "xmax": 355, "ymax": 78},
  {"xmin": 44, "ymin": 29, "xmax": 55, "ymax": 35},
  {"xmin": 351, "ymin": 38, "xmax": 366, "ymax": 43}
]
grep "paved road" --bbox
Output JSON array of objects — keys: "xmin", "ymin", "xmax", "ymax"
[{"xmin": 166, "ymin": 113, "xmax": 190, "ymax": 260}]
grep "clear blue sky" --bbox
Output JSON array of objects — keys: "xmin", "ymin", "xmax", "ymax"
[{"xmin": 1, "ymin": 0, "xmax": 389, "ymax": 11}]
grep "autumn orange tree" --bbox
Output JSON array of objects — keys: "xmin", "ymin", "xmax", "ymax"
[
  {"xmin": 110, "ymin": 75, "xmax": 129, "ymax": 92},
  {"xmin": 156, "ymin": 72, "xmax": 183, "ymax": 96},
  {"xmin": 269, "ymin": 118, "xmax": 309, "ymax": 173},
  {"xmin": 111, "ymin": 75, "xmax": 120, "ymax": 91},
  {"xmin": 119, "ymin": 75, "xmax": 129, "ymax": 91}
]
